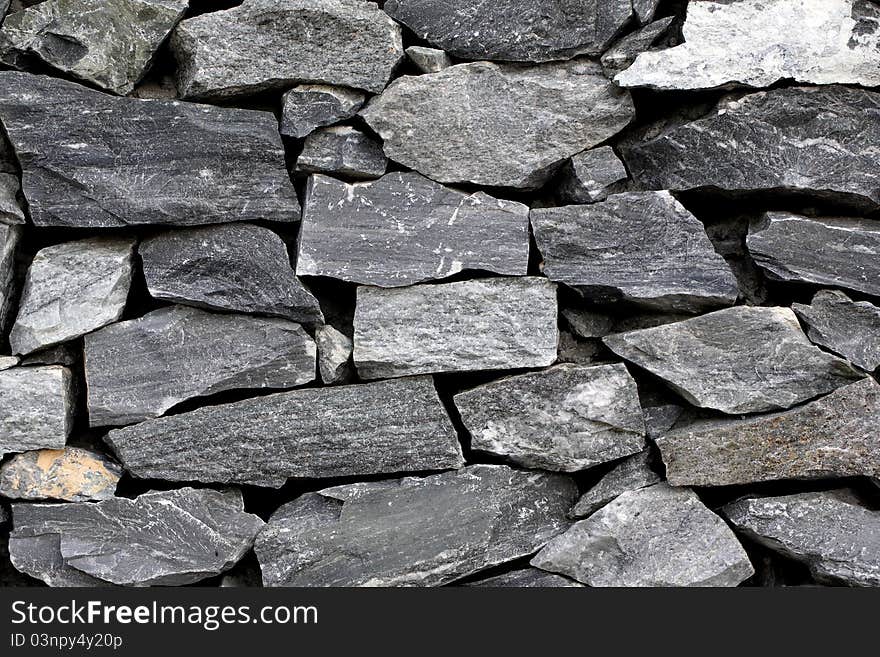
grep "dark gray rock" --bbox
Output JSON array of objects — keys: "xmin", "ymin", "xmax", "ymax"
[
  {"xmin": 601, "ymin": 16, "xmax": 676, "ymax": 76},
  {"xmin": 19, "ymin": 343, "xmax": 78, "ymax": 368},
  {"xmin": 793, "ymin": 290, "xmax": 880, "ymax": 371},
  {"xmin": 354, "ymin": 278, "xmax": 558, "ymax": 379},
  {"xmin": 295, "ymin": 127, "xmax": 387, "ymax": 179},
  {"xmin": 562, "ymin": 308, "xmax": 616, "ymax": 339},
  {"xmin": 464, "ymin": 568, "xmax": 582, "ymax": 588},
  {"xmin": 255, "ymin": 465, "xmax": 577, "ymax": 586},
  {"xmin": 557, "ymin": 146, "xmax": 628, "ymax": 204},
  {"xmin": 642, "ymin": 404, "xmax": 683, "ymax": 440},
  {"xmin": 0, "ymin": 447, "xmax": 121, "ymax": 502},
  {"xmin": 280, "ymin": 85, "xmax": 366, "ymax": 139},
  {"xmin": 556, "ymin": 331, "xmax": 607, "ymax": 366},
  {"xmin": 0, "ymin": 71, "xmax": 299, "ymax": 227},
  {"xmin": 0, "ymin": 140, "xmax": 24, "ymax": 223},
  {"xmin": 405, "ymin": 46, "xmax": 451, "ymax": 73},
  {"xmin": 316, "ymin": 324, "xmax": 353, "ymax": 385},
  {"xmin": 297, "ymin": 173, "xmax": 530, "ymax": 286},
  {"xmin": 0, "ymin": 365, "xmax": 73, "ymax": 457},
  {"xmin": 632, "ymin": 0, "xmax": 661, "ymax": 24},
  {"xmin": 603, "ymin": 306, "xmax": 863, "ymax": 414},
  {"xmin": 0, "ymin": 223, "xmax": 21, "ymax": 335},
  {"xmin": 106, "ymin": 376, "xmax": 464, "ymax": 487},
  {"xmin": 569, "ymin": 449, "xmax": 661, "ymax": 518}
]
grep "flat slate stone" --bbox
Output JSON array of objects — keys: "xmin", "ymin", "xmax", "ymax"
[
  {"xmin": 106, "ymin": 376, "xmax": 464, "ymax": 488},
  {"xmin": 297, "ymin": 173, "xmax": 530, "ymax": 286},
  {"xmin": 601, "ymin": 16, "xmax": 676, "ymax": 76},
  {"xmin": 405, "ymin": 46, "xmax": 451, "ymax": 73},
  {"xmin": 0, "ymin": 447, "xmax": 121, "ymax": 502},
  {"xmin": 10, "ymin": 488, "xmax": 264, "ymax": 586},
  {"xmin": 0, "ymin": 71, "xmax": 299, "ymax": 227},
  {"xmin": 0, "ymin": 366, "xmax": 73, "ymax": 457},
  {"xmin": 140, "ymin": 224, "xmax": 323, "ymax": 325},
  {"xmin": 454, "ymin": 363, "xmax": 646, "ymax": 472},
  {"xmin": 603, "ymin": 306, "xmax": 863, "ymax": 414},
  {"xmin": 0, "ymin": 223, "xmax": 21, "ymax": 335},
  {"xmin": 10, "ymin": 237, "xmax": 134, "ymax": 356},
  {"xmin": 793, "ymin": 290, "xmax": 880, "ymax": 371},
  {"xmin": 361, "ymin": 60, "xmax": 634, "ymax": 189},
  {"xmin": 464, "ymin": 568, "xmax": 582, "ymax": 588},
  {"xmin": 354, "ymin": 277, "xmax": 558, "ymax": 379},
  {"xmin": 85, "ymin": 305, "xmax": 317, "ymax": 427},
  {"xmin": 280, "ymin": 85, "xmax": 366, "ymax": 139},
  {"xmin": 255, "ymin": 465, "xmax": 577, "ymax": 587},
  {"xmin": 532, "ymin": 483, "xmax": 754, "ymax": 587},
  {"xmin": 533, "ymin": 192, "xmax": 738, "ymax": 312},
  {"xmin": 558, "ymin": 146, "xmax": 628, "ymax": 204},
  {"xmin": 295, "ymin": 127, "xmax": 387, "ymax": 179},
  {"xmin": 569, "ymin": 449, "xmax": 661, "ymax": 518},
  {"xmin": 316, "ymin": 324, "xmax": 353, "ymax": 385},
  {"xmin": 172, "ymin": 0, "xmax": 403, "ymax": 99}
]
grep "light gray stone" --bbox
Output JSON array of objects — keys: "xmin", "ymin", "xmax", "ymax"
[
  {"xmin": 0, "ymin": 365, "xmax": 74, "ymax": 457},
  {"xmin": 793, "ymin": 290, "xmax": 880, "ymax": 371},
  {"xmin": 280, "ymin": 85, "xmax": 366, "ymax": 139},
  {"xmin": 0, "ymin": 355, "xmax": 18, "ymax": 370},
  {"xmin": 558, "ymin": 146, "xmax": 628, "ymax": 204},
  {"xmin": 569, "ymin": 449, "xmax": 661, "ymax": 518},
  {"xmin": 405, "ymin": 46, "xmax": 451, "ymax": 73},
  {"xmin": 601, "ymin": 16, "xmax": 676, "ymax": 76},
  {"xmin": 316, "ymin": 324, "xmax": 352, "ymax": 385},
  {"xmin": 464, "ymin": 568, "xmax": 582, "ymax": 588},
  {"xmin": 0, "ymin": 447, "xmax": 121, "ymax": 502},
  {"xmin": 295, "ymin": 127, "xmax": 387, "ymax": 179},
  {"xmin": 0, "ymin": 223, "xmax": 21, "ymax": 336}
]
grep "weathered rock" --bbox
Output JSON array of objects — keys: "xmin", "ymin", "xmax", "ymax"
[
  {"xmin": 748, "ymin": 213, "xmax": 880, "ymax": 298},
  {"xmin": 557, "ymin": 146, "xmax": 628, "ymax": 204},
  {"xmin": 601, "ymin": 16, "xmax": 676, "ymax": 76},
  {"xmin": 533, "ymin": 483, "xmax": 754, "ymax": 586},
  {"xmin": 0, "ymin": 0, "xmax": 188, "ymax": 95},
  {"xmin": 256, "ymin": 465, "xmax": 577, "ymax": 587},
  {"xmin": 642, "ymin": 403, "xmax": 683, "ymax": 440},
  {"xmin": 7, "ymin": 533, "xmax": 109, "ymax": 587},
  {"xmin": 724, "ymin": 491, "xmax": 880, "ymax": 587},
  {"xmin": 295, "ymin": 127, "xmax": 387, "ymax": 179},
  {"xmin": 603, "ymin": 306, "xmax": 863, "ymax": 414},
  {"xmin": 616, "ymin": 0, "xmax": 880, "ymax": 90},
  {"xmin": 569, "ymin": 449, "xmax": 661, "ymax": 518},
  {"xmin": 0, "ymin": 161, "xmax": 24, "ymax": 224},
  {"xmin": 316, "ymin": 324, "xmax": 352, "ymax": 384},
  {"xmin": 172, "ymin": 0, "xmax": 404, "ymax": 99},
  {"xmin": 793, "ymin": 291, "xmax": 880, "ymax": 372},
  {"xmin": 465, "ymin": 568, "xmax": 582, "ymax": 588},
  {"xmin": 632, "ymin": 0, "xmax": 661, "ymax": 24},
  {"xmin": 0, "ymin": 71, "xmax": 299, "ymax": 227},
  {"xmin": 362, "ymin": 60, "xmax": 634, "ymax": 189},
  {"xmin": 0, "ymin": 355, "xmax": 18, "ymax": 370},
  {"xmin": 557, "ymin": 331, "xmax": 607, "ymax": 366},
  {"xmin": 140, "ymin": 224, "xmax": 323, "ymax": 325},
  {"xmin": 298, "ymin": 173, "xmax": 530, "ymax": 286},
  {"xmin": 10, "ymin": 488, "xmax": 264, "ymax": 586},
  {"xmin": 280, "ymin": 85, "xmax": 366, "ymax": 139},
  {"xmin": 0, "ymin": 447, "xmax": 121, "ymax": 501},
  {"xmin": 405, "ymin": 46, "xmax": 451, "ymax": 73},
  {"xmin": 532, "ymin": 192, "xmax": 738, "ymax": 312},
  {"xmin": 0, "ymin": 223, "xmax": 21, "ymax": 335},
  {"xmin": 10, "ymin": 237, "xmax": 134, "ymax": 356},
  {"xmin": 85, "ymin": 306, "xmax": 317, "ymax": 427},
  {"xmin": 562, "ymin": 308, "xmax": 615, "ymax": 339},
  {"xmin": 354, "ymin": 278, "xmax": 558, "ymax": 379},
  {"xmin": 0, "ymin": 366, "xmax": 73, "ymax": 457},
  {"xmin": 455, "ymin": 363, "xmax": 645, "ymax": 472},
  {"xmin": 106, "ymin": 376, "xmax": 464, "ymax": 487},
  {"xmin": 19, "ymin": 343, "xmax": 78, "ymax": 368}
]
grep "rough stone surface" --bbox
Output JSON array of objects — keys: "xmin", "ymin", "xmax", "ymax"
[
  {"xmin": 601, "ymin": 16, "xmax": 676, "ymax": 76},
  {"xmin": 454, "ymin": 363, "xmax": 646, "ymax": 472},
  {"xmin": 19, "ymin": 343, "xmax": 77, "ymax": 367},
  {"xmin": 0, "ymin": 223, "xmax": 21, "ymax": 335},
  {"xmin": 603, "ymin": 306, "xmax": 863, "ymax": 414},
  {"xmin": 361, "ymin": 60, "xmax": 634, "ymax": 189},
  {"xmin": 0, "ymin": 366, "xmax": 73, "ymax": 457},
  {"xmin": 256, "ymin": 465, "xmax": 577, "ymax": 587},
  {"xmin": 0, "ymin": 356, "xmax": 18, "ymax": 370},
  {"xmin": 465, "ymin": 568, "xmax": 582, "ymax": 588},
  {"xmin": 793, "ymin": 290, "xmax": 880, "ymax": 372},
  {"xmin": 632, "ymin": 0, "xmax": 661, "ymax": 24},
  {"xmin": 295, "ymin": 127, "xmax": 388, "ymax": 179},
  {"xmin": 532, "ymin": 483, "xmax": 754, "ymax": 587},
  {"xmin": 298, "ymin": 173, "xmax": 530, "ymax": 286},
  {"xmin": 106, "ymin": 376, "xmax": 464, "ymax": 488},
  {"xmin": 0, "ymin": 447, "xmax": 121, "ymax": 502},
  {"xmin": 557, "ymin": 146, "xmax": 628, "ymax": 204},
  {"xmin": 354, "ymin": 278, "xmax": 558, "ymax": 379},
  {"xmin": 569, "ymin": 449, "xmax": 661, "ymax": 518},
  {"xmin": 0, "ymin": 71, "xmax": 299, "ymax": 227},
  {"xmin": 0, "ymin": 148, "xmax": 24, "ymax": 222},
  {"xmin": 405, "ymin": 46, "xmax": 450, "ymax": 73},
  {"xmin": 316, "ymin": 324, "xmax": 353, "ymax": 385},
  {"xmin": 280, "ymin": 85, "xmax": 365, "ymax": 139}
]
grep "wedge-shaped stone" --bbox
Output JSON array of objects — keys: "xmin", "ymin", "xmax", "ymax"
[
  {"xmin": 362, "ymin": 60, "xmax": 634, "ymax": 189},
  {"xmin": 405, "ymin": 46, "xmax": 451, "ymax": 73},
  {"xmin": 793, "ymin": 291, "xmax": 880, "ymax": 372},
  {"xmin": 557, "ymin": 146, "xmax": 628, "ymax": 204},
  {"xmin": 280, "ymin": 85, "xmax": 365, "ymax": 139},
  {"xmin": 256, "ymin": 465, "xmax": 577, "ymax": 587},
  {"xmin": 0, "ymin": 356, "xmax": 18, "ymax": 370},
  {"xmin": 532, "ymin": 483, "xmax": 754, "ymax": 587},
  {"xmin": 298, "ymin": 173, "xmax": 530, "ymax": 286},
  {"xmin": 10, "ymin": 488, "xmax": 264, "ymax": 586},
  {"xmin": 106, "ymin": 376, "xmax": 464, "ymax": 487},
  {"xmin": 464, "ymin": 568, "xmax": 582, "ymax": 588},
  {"xmin": 0, "ymin": 366, "xmax": 73, "ymax": 457},
  {"xmin": 316, "ymin": 324, "xmax": 353, "ymax": 385},
  {"xmin": 0, "ymin": 72, "xmax": 299, "ymax": 227},
  {"xmin": 455, "ymin": 364, "xmax": 645, "ymax": 472},
  {"xmin": 533, "ymin": 192, "xmax": 738, "ymax": 312},
  {"xmin": 569, "ymin": 449, "xmax": 661, "ymax": 518},
  {"xmin": 0, "ymin": 141, "xmax": 24, "ymax": 224},
  {"xmin": 295, "ymin": 127, "xmax": 387, "ymax": 179},
  {"xmin": 603, "ymin": 306, "xmax": 862, "ymax": 414},
  {"xmin": 0, "ymin": 447, "xmax": 121, "ymax": 502},
  {"xmin": 0, "ymin": 223, "xmax": 21, "ymax": 335},
  {"xmin": 85, "ymin": 306, "xmax": 317, "ymax": 427},
  {"xmin": 354, "ymin": 278, "xmax": 558, "ymax": 379},
  {"xmin": 601, "ymin": 16, "xmax": 676, "ymax": 76}
]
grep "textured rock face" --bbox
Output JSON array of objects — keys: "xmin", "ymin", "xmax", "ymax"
[
  {"xmin": 0, "ymin": 356, "xmax": 18, "ymax": 370},
  {"xmin": 601, "ymin": 16, "xmax": 676, "ymax": 76},
  {"xmin": 0, "ymin": 447, "xmax": 121, "ymax": 502},
  {"xmin": 316, "ymin": 324, "xmax": 353, "ymax": 384},
  {"xmin": 171, "ymin": 0, "xmax": 404, "ymax": 99},
  {"xmin": 616, "ymin": 0, "xmax": 880, "ymax": 90},
  {"xmin": 10, "ymin": 488, "xmax": 264, "ymax": 586},
  {"xmin": 454, "ymin": 364, "xmax": 646, "ymax": 472},
  {"xmin": 361, "ymin": 60, "xmax": 635, "ymax": 189},
  {"xmin": 557, "ymin": 146, "xmax": 628, "ymax": 204},
  {"xmin": 280, "ymin": 85, "xmax": 366, "ymax": 139},
  {"xmin": 793, "ymin": 291, "xmax": 880, "ymax": 372},
  {"xmin": 106, "ymin": 377, "xmax": 464, "ymax": 487},
  {"xmin": 140, "ymin": 224, "xmax": 323, "ymax": 325},
  {"xmin": 256, "ymin": 465, "xmax": 577, "ymax": 587},
  {"xmin": 295, "ymin": 127, "xmax": 387, "ymax": 179},
  {"xmin": 10, "ymin": 238, "xmax": 134, "ymax": 356},
  {"xmin": 0, "ymin": 0, "xmax": 188, "ymax": 95},
  {"xmin": 354, "ymin": 278, "xmax": 558, "ymax": 379},
  {"xmin": 724, "ymin": 491, "xmax": 880, "ymax": 586},
  {"xmin": 0, "ymin": 142, "xmax": 24, "ymax": 224},
  {"xmin": 0, "ymin": 366, "xmax": 73, "ymax": 457},
  {"xmin": 0, "ymin": 72, "xmax": 299, "ymax": 227},
  {"xmin": 298, "ymin": 173, "xmax": 530, "ymax": 286},
  {"xmin": 465, "ymin": 568, "xmax": 582, "ymax": 588},
  {"xmin": 532, "ymin": 484, "xmax": 754, "ymax": 587},
  {"xmin": 405, "ymin": 46, "xmax": 450, "ymax": 73},
  {"xmin": 533, "ymin": 192, "xmax": 738, "ymax": 312},
  {"xmin": 0, "ymin": 223, "xmax": 21, "ymax": 334},
  {"xmin": 85, "ymin": 306, "xmax": 317, "ymax": 427},
  {"xmin": 604, "ymin": 306, "xmax": 863, "ymax": 414},
  {"xmin": 569, "ymin": 450, "xmax": 661, "ymax": 518}
]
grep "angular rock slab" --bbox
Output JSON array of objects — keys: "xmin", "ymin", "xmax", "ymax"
[
  {"xmin": 793, "ymin": 290, "xmax": 880, "ymax": 372},
  {"xmin": 603, "ymin": 306, "xmax": 863, "ymax": 414},
  {"xmin": 280, "ymin": 84, "xmax": 366, "ymax": 139},
  {"xmin": 362, "ymin": 60, "xmax": 634, "ymax": 189},
  {"xmin": 106, "ymin": 376, "xmax": 464, "ymax": 487},
  {"xmin": 464, "ymin": 568, "xmax": 582, "ymax": 588},
  {"xmin": 10, "ymin": 237, "xmax": 134, "ymax": 356},
  {"xmin": 0, "ymin": 365, "xmax": 73, "ymax": 457},
  {"xmin": 616, "ymin": 0, "xmax": 880, "ymax": 90},
  {"xmin": 85, "ymin": 306, "xmax": 317, "ymax": 427},
  {"xmin": 724, "ymin": 491, "xmax": 880, "ymax": 587},
  {"xmin": 0, "ymin": 0, "xmax": 188, "ymax": 95},
  {"xmin": 172, "ymin": 0, "xmax": 403, "ymax": 99},
  {"xmin": 557, "ymin": 146, "xmax": 628, "ymax": 204},
  {"xmin": 0, "ymin": 140, "xmax": 24, "ymax": 224},
  {"xmin": 10, "ymin": 488, "xmax": 264, "ymax": 586},
  {"xmin": 748, "ymin": 213, "xmax": 880, "ymax": 298},
  {"xmin": 256, "ymin": 465, "xmax": 577, "ymax": 587},
  {"xmin": 316, "ymin": 324, "xmax": 353, "ymax": 385},
  {"xmin": 532, "ymin": 484, "xmax": 754, "ymax": 587},
  {"xmin": 405, "ymin": 46, "xmax": 451, "ymax": 73},
  {"xmin": 298, "ymin": 173, "xmax": 530, "ymax": 286},
  {"xmin": 0, "ymin": 447, "xmax": 121, "ymax": 502},
  {"xmin": 354, "ymin": 278, "xmax": 558, "ymax": 379},
  {"xmin": 569, "ymin": 449, "xmax": 661, "ymax": 518},
  {"xmin": 601, "ymin": 16, "xmax": 676, "ymax": 76},
  {"xmin": 455, "ymin": 363, "xmax": 646, "ymax": 472},
  {"xmin": 533, "ymin": 192, "xmax": 739, "ymax": 312},
  {"xmin": 295, "ymin": 127, "xmax": 387, "ymax": 180},
  {"xmin": 0, "ymin": 71, "xmax": 299, "ymax": 227},
  {"xmin": 0, "ymin": 222, "xmax": 21, "ymax": 334}
]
